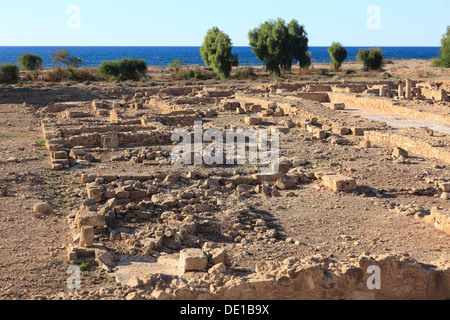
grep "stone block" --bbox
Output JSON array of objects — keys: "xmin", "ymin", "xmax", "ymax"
[
  {"xmin": 102, "ymin": 133, "xmax": 119, "ymax": 149},
  {"xmin": 80, "ymin": 226, "xmax": 94, "ymax": 248},
  {"xmin": 322, "ymin": 174, "xmax": 357, "ymax": 192},
  {"xmin": 179, "ymin": 249, "xmax": 208, "ymax": 272},
  {"xmin": 332, "ymin": 103, "xmax": 346, "ymax": 110}
]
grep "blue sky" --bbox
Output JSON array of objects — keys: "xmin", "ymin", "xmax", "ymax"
[{"xmin": 0, "ymin": 0, "xmax": 448, "ymax": 46}]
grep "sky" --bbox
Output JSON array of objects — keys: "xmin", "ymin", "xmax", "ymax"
[{"xmin": 0, "ymin": 0, "xmax": 449, "ymax": 47}]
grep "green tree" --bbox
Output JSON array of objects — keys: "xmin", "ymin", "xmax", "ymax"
[
  {"xmin": 248, "ymin": 18, "xmax": 310, "ymax": 77},
  {"xmin": 357, "ymin": 48, "xmax": 384, "ymax": 71},
  {"xmin": 17, "ymin": 53, "xmax": 43, "ymax": 79},
  {"xmin": 433, "ymin": 26, "xmax": 450, "ymax": 68},
  {"xmin": 200, "ymin": 27, "xmax": 239, "ymax": 80},
  {"xmin": 328, "ymin": 42, "xmax": 348, "ymax": 70},
  {"xmin": 0, "ymin": 64, "xmax": 20, "ymax": 83},
  {"xmin": 51, "ymin": 49, "xmax": 83, "ymax": 68},
  {"xmin": 99, "ymin": 58, "xmax": 147, "ymax": 81}
]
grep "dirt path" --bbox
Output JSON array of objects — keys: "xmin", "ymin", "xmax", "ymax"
[{"xmin": 0, "ymin": 103, "xmax": 71, "ymax": 299}]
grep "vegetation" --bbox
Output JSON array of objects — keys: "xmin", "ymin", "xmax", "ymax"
[
  {"xmin": 171, "ymin": 66, "xmax": 215, "ymax": 81},
  {"xmin": 51, "ymin": 49, "xmax": 83, "ymax": 68},
  {"xmin": 200, "ymin": 27, "xmax": 239, "ymax": 80},
  {"xmin": 168, "ymin": 59, "xmax": 185, "ymax": 71},
  {"xmin": 248, "ymin": 18, "xmax": 310, "ymax": 77},
  {"xmin": 0, "ymin": 64, "xmax": 20, "ymax": 83},
  {"xmin": 233, "ymin": 67, "xmax": 257, "ymax": 80},
  {"xmin": 44, "ymin": 66, "xmax": 98, "ymax": 82},
  {"xmin": 98, "ymin": 58, "xmax": 147, "ymax": 81},
  {"xmin": 328, "ymin": 42, "xmax": 347, "ymax": 70},
  {"xmin": 356, "ymin": 48, "xmax": 384, "ymax": 71},
  {"xmin": 17, "ymin": 53, "xmax": 43, "ymax": 79},
  {"xmin": 433, "ymin": 26, "xmax": 450, "ymax": 68}
]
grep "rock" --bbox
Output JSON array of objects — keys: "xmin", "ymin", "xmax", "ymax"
[
  {"xmin": 275, "ymin": 179, "xmax": 296, "ymax": 190},
  {"xmin": 228, "ymin": 175, "xmax": 255, "ymax": 185},
  {"xmin": 322, "ymin": 174, "xmax": 357, "ymax": 192},
  {"xmin": 179, "ymin": 249, "xmax": 208, "ymax": 272},
  {"xmin": 252, "ymin": 172, "xmax": 285, "ymax": 183},
  {"xmin": 392, "ymin": 147, "xmax": 408, "ymax": 159},
  {"xmin": 439, "ymin": 183, "xmax": 450, "ymax": 193},
  {"xmin": 75, "ymin": 212, "xmax": 106, "ymax": 229},
  {"xmin": 33, "ymin": 202, "xmax": 54, "ymax": 216},
  {"xmin": 164, "ymin": 174, "xmax": 179, "ymax": 183},
  {"xmin": 360, "ymin": 140, "xmax": 371, "ymax": 148},
  {"xmin": 125, "ymin": 292, "xmax": 144, "ymax": 300},
  {"xmin": 87, "ymin": 186, "xmax": 104, "ymax": 200},
  {"xmin": 210, "ymin": 248, "xmax": 228, "ymax": 265},
  {"xmin": 79, "ymin": 226, "xmax": 94, "ymax": 248},
  {"xmin": 208, "ymin": 263, "xmax": 226, "ymax": 275},
  {"xmin": 6, "ymin": 157, "xmax": 18, "ymax": 163},
  {"xmin": 0, "ymin": 186, "xmax": 7, "ymax": 197},
  {"xmin": 245, "ymin": 117, "xmax": 263, "ymax": 126},
  {"xmin": 193, "ymin": 203, "xmax": 211, "ymax": 213},
  {"xmin": 332, "ymin": 103, "xmax": 346, "ymax": 110},
  {"xmin": 127, "ymin": 277, "xmax": 144, "ymax": 289},
  {"xmin": 441, "ymin": 193, "xmax": 450, "ymax": 200}
]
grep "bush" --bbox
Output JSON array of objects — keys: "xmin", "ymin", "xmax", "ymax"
[
  {"xmin": 51, "ymin": 49, "xmax": 83, "ymax": 68},
  {"xmin": 328, "ymin": 42, "xmax": 348, "ymax": 70},
  {"xmin": 249, "ymin": 18, "xmax": 310, "ymax": 77},
  {"xmin": 18, "ymin": 53, "xmax": 43, "ymax": 78},
  {"xmin": 0, "ymin": 64, "xmax": 20, "ymax": 83},
  {"xmin": 233, "ymin": 67, "xmax": 257, "ymax": 80},
  {"xmin": 200, "ymin": 27, "xmax": 239, "ymax": 80},
  {"xmin": 433, "ymin": 26, "xmax": 450, "ymax": 68},
  {"xmin": 44, "ymin": 67, "xmax": 98, "ymax": 82},
  {"xmin": 98, "ymin": 58, "xmax": 147, "ymax": 81},
  {"xmin": 357, "ymin": 48, "xmax": 384, "ymax": 71}
]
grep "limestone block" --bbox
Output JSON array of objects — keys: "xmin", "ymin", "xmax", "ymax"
[
  {"xmin": 179, "ymin": 249, "xmax": 208, "ymax": 272},
  {"xmin": 322, "ymin": 174, "xmax": 357, "ymax": 192}
]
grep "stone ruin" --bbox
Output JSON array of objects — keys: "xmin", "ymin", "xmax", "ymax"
[{"xmin": 36, "ymin": 79, "xmax": 450, "ymax": 300}]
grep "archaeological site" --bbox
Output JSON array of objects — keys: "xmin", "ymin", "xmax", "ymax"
[{"xmin": 0, "ymin": 62, "xmax": 449, "ymax": 301}]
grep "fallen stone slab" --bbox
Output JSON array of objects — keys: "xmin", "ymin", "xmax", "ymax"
[{"xmin": 322, "ymin": 174, "xmax": 357, "ymax": 192}]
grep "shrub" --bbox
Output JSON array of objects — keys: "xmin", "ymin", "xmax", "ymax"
[
  {"xmin": 98, "ymin": 58, "xmax": 147, "ymax": 81},
  {"xmin": 328, "ymin": 42, "xmax": 348, "ymax": 70},
  {"xmin": 357, "ymin": 48, "xmax": 384, "ymax": 71},
  {"xmin": 51, "ymin": 49, "xmax": 83, "ymax": 68},
  {"xmin": 0, "ymin": 64, "xmax": 20, "ymax": 83},
  {"xmin": 233, "ymin": 67, "xmax": 257, "ymax": 80},
  {"xmin": 433, "ymin": 26, "xmax": 450, "ymax": 68},
  {"xmin": 45, "ymin": 67, "xmax": 98, "ymax": 82},
  {"xmin": 17, "ymin": 53, "xmax": 43, "ymax": 79},
  {"xmin": 249, "ymin": 18, "xmax": 310, "ymax": 76},
  {"xmin": 200, "ymin": 27, "xmax": 239, "ymax": 80},
  {"xmin": 168, "ymin": 59, "xmax": 184, "ymax": 71}
]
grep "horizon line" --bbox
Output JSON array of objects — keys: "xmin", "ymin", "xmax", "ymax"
[{"xmin": 0, "ymin": 45, "xmax": 441, "ymax": 48}]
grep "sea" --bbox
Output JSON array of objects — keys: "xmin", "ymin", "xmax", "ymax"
[{"xmin": 0, "ymin": 46, "xmax": 441, "ymax": 68}]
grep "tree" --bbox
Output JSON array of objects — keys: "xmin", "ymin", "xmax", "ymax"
[
  {"xmin": 248, "ymin": 18, "xmax": 310, "ymax": 77},
  {"xmin": 98, "ymin": 58, "xmax": 147, "ymax": 81},
  {"xmin": 51, "ymin": 49, "xmax": 83, "ymax": 68},
  {"xmin": 357, "ymin": 48, "xmax": 384, "ymax": 71},
  {"xmin": 0, "ymin": 64, "xmax": 20, "ymax": 83},
  {"xmin": 328, "ymin": 42, "xmax": 348, "ymax": 70},
  {"xmin": 17, "ymin": 53, "xmax": 43, "ymax": 79},
  {"xmin": 433, "ymin": 26, "xmax": 450, "ymax": 68},
  {"xmin": 200, "ymin": 27, "xmax": 239, "ymax": 80}
]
